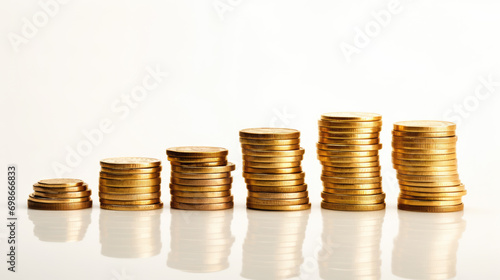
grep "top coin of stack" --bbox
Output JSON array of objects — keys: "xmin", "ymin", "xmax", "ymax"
[
  {"xmin": 99, "ymin": 157, "xmax": 163, "ymax": 211},
  {"xmin": 317, "ymin": 112, "xmax": 385, "ymax": 211},
  {"xmin": 28, "ymin": 178, "xmax": 93, "ymax": 210},
  {"xmin": 239, "ymin": 128, "xmax": 311, "ymax": 211},
  {"xmin": 392, "ymin": 121, "xmax": 466, "ymax": 212},
  {"xmin": 167, "ymin": 146, "xmax": 235, "ymax": 211}
]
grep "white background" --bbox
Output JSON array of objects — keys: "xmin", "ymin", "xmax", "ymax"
[{"xmin": 1, "ymin": 0, "xmax": 500, "ymax": 279}]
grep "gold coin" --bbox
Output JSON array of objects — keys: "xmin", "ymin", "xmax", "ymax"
[
  {"xmin": 98, "ymin": 192, "xmax": 161, "ymax": 201},
  {"xmin": 319, "ymin": 126, "xmax": 382, "ymax": 133},
  {"xmin": 243, "ymin": 166, "xmax": 302, "ymax": 174},
  {"xmin": 170, "ymin": 190, "xmax": 231, "ymax": 198},
  {"xmin": 393, "ymin": 120, "xmax": 456, "ymax": 132},
  {"xmin": 393, "ymin": 135, "xmax": 457, "ymax": 144},
  {"xmin": 241, "ymin": 144, "xmax": 301, "ymax": 151},
  {"xmin": 242, "ymin": 148, "xmax": 305, "ymax": 157},
  {"xmin": 318, "ymin": 119, "xmax": 382, "ymax": 128},
  {"xmin": 239, "ymin": 128, "xmax": 300, "ymax": 139},
  {"xmin": 398, "ymin": 179, "xmax": 461, "ymax": 187},
  {"xmin": 392, "ymin": 158, "xmax": 457, "ymax": 166},
  {"xmin": 34, "ymin": 190, "xmax": 91, "ymax": 198},
  {"xmin": 242, "ymin": 155, "xmax": 303, "ymax": 162},
  {"xmin": 248, "ymin": 191, "xmax": 308, "ymax": 199},
  {"xmin": 99, "ymin": 172, "xmax": 160, "ymax": 180},
  {"xmin": 166, "ymin": 146, "xmax": 228, "ymax": 158},
  {"xmin": 396, "ymin": 169, "xmax": 458, "ymax": 176},
  {"xmin": 321, "ymin": 201, "xmax": 385, "ymax": 211},
  {"xmin": 169, "ymin": 161, "xmax": 227, "ymax": 167},
  {"xmin": 247, "ymin": 184, "xmax": 308, "ymax": 193},
  {"xmin": 321, "ymin": 176, "xmax": 381, "ymax": 184},
  {"xmin": 392, "ymin": 142, "xmax": 456, "ymax": 150},
  {"xmin": 167, "ymin": 156, "xmax": 227, "ymax": 163},
  {"xmin": 318, "ymin": 155, "xmax": 379, "ymax": 163},
  {"xmin": 247, "ymin": 197, "xmax": 309, "ymax": 206},
  {"xmin": 400, "ymin": 190, "xmax": 466, "ymax": 198},
  {"xmin": 318, "ymin": 138, "xmax": 380, "ymax": 145},
  {"xmin": 399, "ymin": 184, "xmax": 465, "ymax": 193},
  {"xmin": 397, "ymin": 198, "xmax": 462, "ymax": 206},
  {"xmin": 317, "ymin": 149, "xmax": 378, "ymax": 157},
  {"xmin": 247, "ymin": 203, "xmax": 311, "ymax": 211},
  {"xmin": 170, "ymin": 171, "xmax": 230, "ymax": 179},
  {"xmin": 99, "ymin": 177, "xmax": 161, "ymax": 187},
  {"xmin": 322, "ymin": 171, "xmax": 380, "ymax": 178},
  {"xmin": 172, "ymin": 196, "xmax": 233, "ymax": 204},
  {"xmin": 100, "ymin": 166, "xmax": 162, "ymax": 174},
  {"xmin": 170, "ymin": 201, "xmax": 233, "ymax": 210},
  {"xmin": 392, "ymin": 148, "xmax": 457, "ymax": 155},
  {"xmin": 323, "ymin": 182, "xmax": 382, "ymax": 189},
  {"xmin": 33, "ymin": 184, "xmax": 88, "ymax": 192},
  {"xmin": 392, "ymin": 152, "xmax": 457, "ymax": 160},
  {"xmin": 170, "ymin": 163, "xmax": 236, "ymax": 173},
  {"xmin": 100, "ymin": 203, "xmax": 163, "ymax": 211},
  {"xmin": 244, "ymin": 179, "xmax": 305, "ymax": 186},
  {"xmin": 170, "ymin": 177, "xmax": 232, "ymax": 186},
  {"xmin": 239, "ymin": 138, "xmax": 301, "ymax": 145},
  {"xmin": 38, "ymin": 178, "xmax": 84, "ymax": 187},
  {"xmin": 243, "ymin": 172, "xmax": 305, "ymax": 181},
  {"xmin": 99, "ymin": 185, "xmax": 160, "ymax": 194},
  {"xmin": 28, "ymin": 200, "xmax": 92, "ymax": 210},
  {"xmin": 397, "ymin": 203, "xmax": 464, "ymax": 212},
  {"xmin": 99, "ymin": 198, "xmax": 161, "ymax": 205},
  {"xmin": 392, "ymin": 130, "xmax": 456, "ymax": 138},
  {"xmin": 319, "ymin": 132, "xmax": 380, "ymax": 139},
  {"xmin": 100, "ymin": 157, "xmax": 161, "ymax": 169},
  {"xmin": 392, "ymin": 164, "xmax": 457, "ymax": 172},
  {"xmin": 320, "ymin": 161, "xmax": 380, "ymax": 168},
  {"xmin": 317, "ymin": 143, "xmax": 382, "ymax": 151},
  {"xmin": 322, "ymin": 166, "xmax": 381, "ymax": 173},
  {"xmin": 243, "ymin": 161, "xmax": 301, "ymax": 168},
  {"xmin": 396, "ymin": 174, "xmax": 460, "ymax": 182},
  {"xmin": 321, "ymin": 112, "xmax": 382, "ymax": 122},
  {"xmin": 321, "ymin": 192, "xmax": 385, "ymax": 204},
  {"xmin": 28, "ymin": 194, "xmax": 91, "ymax": 204},
  {"xmin": 323, "ymin": 188, "xmax": 383, "ymax": 195},
  {"xmin": 169, "ymin": 183, "xmax": 231, "ymax": 192},
  {"xmin": 399, "ymin": 194, "xmax": 462, "ymax": 201}
]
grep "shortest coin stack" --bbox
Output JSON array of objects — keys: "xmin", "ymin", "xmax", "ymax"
[
  {"xmin": 28, "ymin": 178, "xmax": 93, "ymax": 210},
  {"xmin": 99, "ymin": 157, "xmax": 163, "ymax": 211},
  {"xmin": 392, "ymin": 121, "xmax": 466, "ymax": 212},
  {"xmin": 167, "ymin": 146, "xmax": 235, "ymax": 210}
]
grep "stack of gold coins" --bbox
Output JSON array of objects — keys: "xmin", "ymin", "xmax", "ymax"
[
  {"xmin": 392, "ymin": 121, "xmax": 466, "ymax": 212},
  {"xmin": 28, "ymin": 179, "xmax": 92, "ymax": 210},
  {"xmin": 317, "ymin": 112, "xmax": 385, "ymax": 211},
  {"xmin": 99, "ymin": 157, "xmax": 163, "ymax": 211},
  {"xmin": 167, "ymin": 146, "xmax": 235, "ymax": 210},
  {"xmin": 239, "ymin": 128, "xmax": 310, "ymax": 211}
]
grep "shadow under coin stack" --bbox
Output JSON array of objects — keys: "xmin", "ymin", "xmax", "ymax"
[
  {"xmin": 392, "ymin": 121, "xmax": 466, "ymax": 212},
  {"xmin": 28, "ymin": 179, "xmax": 92, "ymax": 210},
  {"xmin": 239, "ymin": 128, "xmax": 310, "ymax": 211},
  {"xmin": 99, "ymin": 157, "xmax": 163, "ymax": 211},
  {"xmin": 318, "ymin": 112, "xmax": 385, "ymax": 211},
  {"xmin": 167, "ymin": 147, "xmax": 234, "ymax": 210}
]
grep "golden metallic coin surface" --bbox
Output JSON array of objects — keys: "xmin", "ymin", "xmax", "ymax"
[
  {"xmin": 397, "ymin": 198, "xmax": 462, "ymax": 206},
  {"xmin": 393, "ymin": 135, "xmax": 457, "ymax": 143},
  {"xmin": 170, "ymin": 171, "xmax": 230, "ymax": 179},
  {"xmin": 99, "ymin": 178, "xmax": 161, "ymax": 187},
  {"xmin": 392, "ymin": 130, "xmax": 456, "ymax": 138},
  {"xmin": 170, "ymin": 163, "xmax": 236, "ymax": 173},
  {"xmin": 244, "ymin": 179, "xmax": 305, "ymax": 186},
  {"xmin": 28, "ymin": 200, "xmax": 92, "ymax": 210},
  {"xmin": 99, "ymin": 198, "xmax": 161, "ymax": 205},
  {"xmin": 399, "ymin": 194, "xmax": 462, "ymax": 201},
  {"xmin": 99, "ymin": 185, "xmax": 160, "ymax": 194},
  {"xmin": 100, "ymin": 166, "xmax": 162, "ymax": 174},
  {"xmin": 171, "ymin": 196, "xmax": 233, "ymax": 204},
  {"xmin": 392, "ymin": 152, "xmax": 457, "ymax": 160},
  {"xmin": 321, "ymin": 176, "xmax": 382, "ymax": 184},
  {"xmin": 239, "ymin": 138, "xmax": 301, "ymax": 145},
  {"xmin": 99, "ymin": 192, "xmax": 161, "ymax": 201},
  {"xmin": 321, "ymin": 192, "xmax": 385, "ymax": 203},
  {"xmin": 396, "ymin": 169, "xmax": 458, "ymax": 176},
  {"xmin": 318, "ymin": 119, "xmax": 382, "ymax": 128},
  {"xmin": 239, "ymin": 128, "xmax": 300, "ymax": 139},
  {"xmin": 169, "ymin": 184, "xmax": 231, "ymax": 192},
  {"xmin": 248, "ymin": 191, "xmax": 308, "ymax": 199},
  {"xmin": 323, "ymin": 188, "xmax": 383, "ymax": 195},
  {"xmin": 247, "ymin": 203, "xmax": 311, "ymax": 211},
  {"xmin": 399, "ymin": 184, "xmax": 465, "ymax": 193},
  {"xmin": 246, "ymin": 197, "xmax": 309, "ymax": 206},
  {"xmin": 243, "ymin": 161, "xmax": 301, "ymax": 168},
  {"xmin": 243, "ymin": 166, "xmax": 302, "ymax": 174},
  {"xmin": 318, "ymin": 138, "xmax": 380, "ymax": 145},
  {"xmin": 169, "ymin": 161, "xmax": 227, "ymax": 167},
  {"xmin": 319, "ymin": 132, "xmax": 380, "ymax": 139},
  {"xmin": 247, "ymin": 184, "xmax": 308, "ymax": 193},
  {"xmin": 167, "ymin": 156, "xmax": 227, "ymax": 163},
  {"xmin": 99, "ymin": 172, "xmax": 160, "ymax": 180},
  {"xmin": 320, "ymin": 161, "xmax": 380, "ymax": 168},
  {"xmin": 100, "ymin": 157, "xmax": 161, "ymax": 169},
  {"xmin": 242, "ymin": 148, "xmax": 305, "ymax": 157},
  {"xmin": 392, "ymin": 142, "xmax": 456, "ymax": 150},
  {"xmin": 321, "ymin": 201, "xmax": 385, "ymax": 211},
  {"xmin": 316, "ymin": 150, "xmax": 378, "ymax": 157},
  {"xmin": 170, "ymin": 190, "xmax": 231, "ymax": 198},
  {"xmin": 242, "ymin": 155, "xmax": 303, "ymax": 163},
  {"xmin": 323, "ymin": 182, "xmax": 381, "ymax": 190},
  {"xmin": 322, "ymin": 166, "xmax": 381, "ymax": 173},
  {"xmin": 170, "ymin": 177, "xmax": 232, "ymax": 186},
  {"xmin": 399, "ymin": 190, "xmax": 466, "ymax": 198},
  {"xmin": 319, "ymin": 126, "xmax": 382, "ymax": 133},
  {"xmin": 38, "ymin": 178, "xmax": 84, "ymax": 187},
  {"xmin": 393, "ymin": 120, "xmax": 456, "ymax": 132},
  {"xmin": 393, "ymin": 164, "xmax": 457, "ymax": 172},
  {"xmin": 392, "ymin": 158, "xmax": 457, "ymax": 166},
  {"xmin": 243, "ymin": 172, "xmax": 305, "ymax": 181},
  {"xmin": 322, "ymin": 171, "xmax": 380, "ymax": 178},
  {"xmin": 100, "ymin": 203, "xmax": 163, "ymax": 211},
  {"xmin": 397, "ymin": 203, "xmax": 464, "ymax": 212},
  {"xmin": 397, "ymin": 179, "xmax": 461, "ymax": 187},
  {"xmin": 318, "ymin": 155, "xmax": 379, "ymax": 163},
  {"xmin": 317, "ymin": 143, "xmax": 382, "ymax": 151},
  {"xmin": 170, "ymin": 201, "xmax": 233, "ymax": 210},
  {"xmin": 34, "ymin": 190, "xmax": 91, "ymax": 198},
  {"xmin": 321, "ymin": 112, "xmax": 382, "ymax": 122},
  {"xmin": 396, "ymin": 174, "xmax": 460, "ymax": 182},
  {"xmin": 392, "ymin": 148, "xmax": 457, "ymax": 155},
  {"xmin": 166, "ymin": 146, "xmax": 228, "ymax": 158},
  {"xmin": 28, "ymin": 194, "xmax": 90, "ymax": 204},
  {"xmin": 241, "ymin": 144, "xmax": 301, "ymax": 151},
  {"xmin": 33, "ymin": 185, "xmax": 88, "ymax": 192}
]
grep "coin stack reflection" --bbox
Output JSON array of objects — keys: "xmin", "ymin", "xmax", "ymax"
[
  {"xmin": 318, "ymin": 209, "xmax": 384, "ymax": 280},
  {"xmin": 317, "ymin": 112, "xmax": 385, "ymax": 211},
  {"xmin": 99, "ymin": 210, "xmax": 162, "ymax": 258},
  {"xmin": 99, "ymin": 157, "xmax": 163, "ymax": 211},
  {"xmin": 392, "ymin": 121, "xmax": 466, "ymax": 212},
  {"xmin": 392, "ymin": 211, "xmax": 466, "ymax": 279},
  {"xmin": 28, "ymin": 208, "xmax": 92, "ymax": 242},
  {"xmin": 168, "ymin": 209, "xmax": 235, "ymax": 272},
  {"xmin": 28, "ymin": 179, "xmax": 92, "ymax": 210},
  {"xmin": 167, "ymin": 146, "xmax": 235, "ymax": 210},
  {"xmin": 242, "ymin": 210, "xmax": 310, "ymax": 279},
  {"xmin": 239, "ymin": 128, "xmax": 311, "ymax": 211}
]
